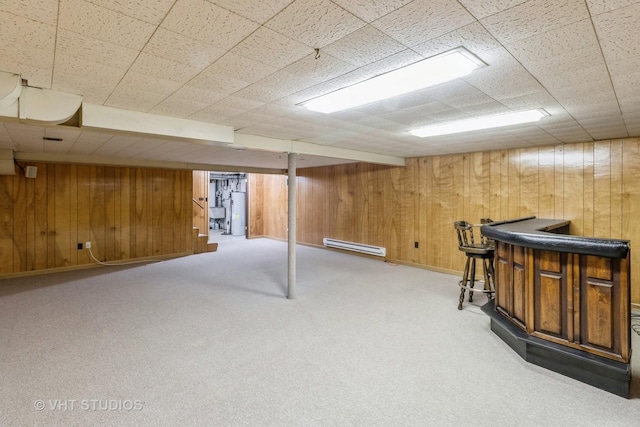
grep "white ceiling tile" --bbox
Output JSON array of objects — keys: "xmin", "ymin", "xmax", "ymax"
[
  {"xmin": 69, "ymin": 132, "xmax": 124, "ymax": 155},
  {"xmin": 480, "ymin": 0, "xmax": 590, "ymax": 45},
  {"xmin": 593, "ymin": 3, "xmax": 640, "ymax": 61},
  {"xmin": 1, "ymin": 0, "xmax": 640, "ymax": 168},
  {"xmin": 232, "ymin": 26, "xmax": 312, "ymax": 69},
  {"xmin": 117, "ymin": 72, "xmax": 182, "ymax": 95},
  {"xmin": 201, "ymin": 52, "xmax": 278, "ymax": 85},
  {"xmin": 218, "ymin": 112, "xmax": 271, "ymax": 130},
  {"xmin": 586, "ymin": 0, "xmax": 640, "ymax": 16},
  {"xmin": 538, "ymin": 119, "xmax": 593, "ymax": 142},
  {"xmin": 232, "ymin": 84, "xmax": 288, "ymax": 104},
  {"xmin": 5, "ymin": 65, "xmax": 51, "ymax": 89},
  {"xmin": 0, "ymin": 124, "xmax": 12, "ymax": 143},
  {"xmin": 166, "ymin": 85, "xmax": 227, "ymax": 107},
  {"xmin": 56, "ymin": 29, "xmax": 139, "ymax": 70},
  {"xmin": 412, "ymin": 22, "xmax": 502, "ymax": 59},
  {"xmin": 188, "ymin": 71, "xmax": 249, "ymax": 96},
  {"xmin": 53, "ymin": 53, "xmax": 126, "ymax": 95},
  {"xmin": 283, "ymin": 53, "xmax": 357, "ymax": 85},
  {"xmin": 331, "ymin": 0, "xmax": 414, "ymax": 23},
  {"xmin": 143, "ymin": 29, "xmax": 226, "ymax": 69},
  {"xmin": 321, "ymin": 25, "xmax": 406, "ymax": 67},
  {"xmin": 506, "ymin": 19, "xmax": 597, "ymax": 63},
  {"xmin": 207, "ymin": 0, "xmax": 292, "ymax": 24},
  {"xmin": 266, "ymin": 0, "xmax": 366, "ymax": 48},
  {"xmin": 148, "ymin": 98, "xmax": 210, "ymax": 119},
  {"xmin": 89, "ymin": 134, "xmax": 140, "ymax": 156},
  {"xmin": 0, "ymin": 11, "xmax": 56, "ymax": 49},
  {"xmin": 53, "ymin": 53, "xmax": 125, "ymax": 86},
  {"xmin": 259, "ymin": 70, "xmax": 316, "ymax": 94},
  {"xmin": 498, "ymin": 91, "xmax": 560, "ymax": 110},
  {"xmin": 188, "ymin": 97, "xmax": 265, "ymax": 123},
  {"xmin": 161, "ymin": 0, "xmax": 259, "ymax": 50},
  {"xmin": 381, "ymin": 102, "xmax": 452, "ymax": 126},
  {"xmin": 361, "ymin": 49, "xmax": 425, "ymax": 75},
  {"xmin": 0, "ymin": 43, "xmax": 53, "ymax": 71},
  {"xmin": 128, "ymin": 53, "xmax": 201, "ymax": 84},
  {"xmin": 0, "ymin": 0, "xmax": 59, "ymax": 25},
  {"xmin": 457, "ymin": 0, "xmax": 528, "ymax": 20},
  {"xmin": 84, "ymin": 0, "xmax": 175, "ymax": 25},
  {"xmin": 105, "ymin": 86, "xmax": 169, "ymax": 112},
  {"xmin": 112, "ymin": 138, "xmax": 165, "ymax": 157},
  {"xmin": 58, "ymin": 0, "xmax": 156, "ymax": 49},
  {"xmin": 372, "ymin": 0, "xmax": 475, "ymax": 47},
  {"xmin": 53, "ymin": 74, "xmax": 111, "ymax": 103}
]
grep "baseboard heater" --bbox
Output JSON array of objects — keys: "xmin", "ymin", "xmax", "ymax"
[{"xmin": 322, "ymin": 238, "xmax": 386, "ymax": 257}]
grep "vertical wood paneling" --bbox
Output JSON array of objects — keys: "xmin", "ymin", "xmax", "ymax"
[
  {"xmin": 622, "ymin": 139, "xmax": 640, "ymax": 303},
  {"xmin": 120, "ymin": 168, "xmax": 131, "ymax": 259},
  {"xmin": 520, "ymin": 148, "xmax": 538, "ymax": 217},
  {"xmin": 46, "ymin": 165, "xmax": 55, "ymax": 268},
  {"xmin": 0, "ymin": 163, "xmax": 193, "ymax": 277},
  {"xmin": 54, "ymin": 164, "xmax": 71, "ymax": 267},
  {"xmin": 25, "ymin": 171, "xmax": 35, "ymax": 270},
  {"xmin": 593, "ymin": 141, "xmax": 611, "ymax": 238},
  {"xmin": 90, "ymin": 166, "xmax": 105, "ymax": 261},
  {"xmin": 489, "ymin": 151, "xmax": 501, "ymax": 220},
  {"xmin": 583, "ymin": 143, "xmax": 595, "ymax": 237},
  {"xmin": 0, "ymin": 172, "xmax": 13, "ymax": 274},
  {"xmin": 77, "ymin": 166, "xmax": 91, "ymax": 265},
  {"xmin": 104, "ymin": 167, "xmax": 116, "ymax": 261},
  {"xmin": 254, "ymin": 140, "xmax": 640, "ymax": 305},
  {"xmin": 563, "ymin": 144, "xmax": 584, "ymax": 236},
  {"xmin": 508, "ymin": 149, "xmax": 521, "ymax": 219},
  {"xmin": 13, "ymin": 171, "xmax": 27, "ymax": 271},
  {"xmin": 33, "ymin": 165, "xmax": 48, "ymax": 270},
  {"xmin": 248, "ymin": 173, "xmax": 264, "ymax": 237},
  {"xmin": 68, "ymin": 165, "xmax": 78, "ymax": 266}
]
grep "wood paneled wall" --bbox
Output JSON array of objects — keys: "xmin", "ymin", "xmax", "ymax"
[
  {"xmin": 0, "ymin": 163, "xmax": 193, "ymax": 275},
  {"xmin": 251, "ymin": 138, "xmax": 640, "ymax": 304},
  {"xmin": 192, "ymin": 171, "xmax": 209, "ymax": 235}
]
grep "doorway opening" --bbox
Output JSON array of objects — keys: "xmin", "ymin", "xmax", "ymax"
[{"xmin": 209, "ymin": 172, "xmax": 247, "ymax": 242}]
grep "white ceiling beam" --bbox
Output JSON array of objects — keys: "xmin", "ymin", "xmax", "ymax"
[{"xmin": 233, "ymin": 133, "xmax": 405, "ymax": 166}]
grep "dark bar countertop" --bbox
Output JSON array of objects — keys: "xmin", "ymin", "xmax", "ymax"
[{"xmin": 481, "ymin": 216, "xmax": 629, "ymax": 259}]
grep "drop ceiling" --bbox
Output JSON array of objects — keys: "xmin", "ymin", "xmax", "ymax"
[{"xmin": 0, "ymin": 0, "xmax": 638, "ymax": 172}]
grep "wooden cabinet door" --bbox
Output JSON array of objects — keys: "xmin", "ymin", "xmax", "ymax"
[
  {"xmin": 533, "ymin": 250, "xmax": 569, "ymax": 341},
  {"xmin": 578, "ymin": 254, "xmax": 630, "ymax": 362}
]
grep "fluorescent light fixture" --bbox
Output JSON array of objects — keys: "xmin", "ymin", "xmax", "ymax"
[
  {"xmin": 300, "ymin": 47, "xmax": 484, "ymax": 114},
  {"xmin": 409, "ymin": 109, "xmax": 548, "ymax": 138}
]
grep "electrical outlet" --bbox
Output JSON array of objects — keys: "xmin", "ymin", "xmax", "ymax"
[
  {"xmin": 85, "ymin": 241, "xmax": 91, "ymax": 249},
  {"xmin": 414, "ymin": 241, "xmax": 419, "ymax": 248},
  {"xmin": 77, "ymin": 243, "xmax": 83, "ymax": 250}
]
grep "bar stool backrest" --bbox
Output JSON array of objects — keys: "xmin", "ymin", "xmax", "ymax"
[{"xmin": 454, "ymin": 220, "xmax": 476, "ymax": 249}]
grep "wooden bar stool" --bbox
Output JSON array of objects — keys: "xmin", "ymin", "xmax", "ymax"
[{"xmin": 454, "ymin": 220, "xmax": 495, "ymax": 310}]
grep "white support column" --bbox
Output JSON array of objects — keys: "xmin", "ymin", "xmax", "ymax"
[{"xmin": 287, "ymin": 152, "xmax": 297, "ymax": 299}]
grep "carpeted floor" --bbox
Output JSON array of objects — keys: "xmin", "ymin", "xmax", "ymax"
[{"xmin": 1, "ymin": 237, "xmax": 638, "ymax": 426}]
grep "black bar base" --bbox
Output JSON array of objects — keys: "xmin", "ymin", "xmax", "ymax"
[{"xmin": 481, "ymin": 300, "xmax": 631, "ymax": 398}]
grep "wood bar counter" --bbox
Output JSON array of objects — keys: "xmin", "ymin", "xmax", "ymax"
[{"xmin": 480, "ymin": 216, "xmax": 632, "ymax": 397}]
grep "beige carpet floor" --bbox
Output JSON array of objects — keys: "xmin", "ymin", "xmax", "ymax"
[{"xmin": 1, "ymin": 237, "xmax": 639, "ymax": 426}]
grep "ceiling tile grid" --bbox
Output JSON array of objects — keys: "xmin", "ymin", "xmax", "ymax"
[
  {"xmin": 58, "ymin": 0, "xmax": 156, "ymax": 50},
  {"xmin": 265, "ymin": 0, "xmax": 367, "ymax": 48},
  {"xmin": 1, "ymin": 0, "xmax": 639, "ymax": 171}
]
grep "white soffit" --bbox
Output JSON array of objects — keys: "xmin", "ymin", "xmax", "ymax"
[
  {"xmin": 81, "ymin": 103, "xmax": 235, "ymax": 145},
  {"xmin": 234, "ymin": 133, "xmax": 405, "ymax": 166}
]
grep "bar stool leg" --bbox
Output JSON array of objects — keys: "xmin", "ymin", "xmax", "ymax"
[
  {"xmin": 482, "ymin": 259, "xmax": 492, "ymax": 299},
  {"xmin": 468, "ymin": 258, "xmax": 476, "ymax": 302},
  {"xmin": 458, "ymin": 256, "xmax": 471, "ymax": 310}
]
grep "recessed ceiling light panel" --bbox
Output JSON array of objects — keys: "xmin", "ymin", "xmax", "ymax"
[
  {"xmin": 300, "ymin": 47, "xmax": 485, "ymax": 114},
  {"xmin": 409, "ymin": 109, "xmax": 549, "ymax": 138}
]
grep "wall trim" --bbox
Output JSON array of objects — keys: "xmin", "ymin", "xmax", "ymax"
[{"xmin": 0, "ymin": 252, "xmax": 191, "ymax": 280}]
